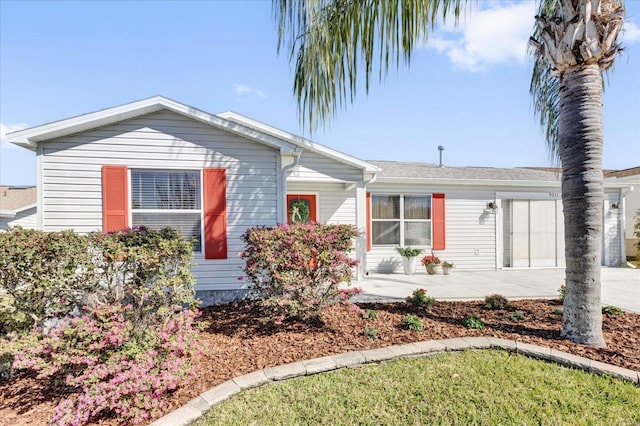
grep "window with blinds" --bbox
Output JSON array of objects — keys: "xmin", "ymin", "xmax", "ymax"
[
  {"xmin": 371, "ymin": 195, "xmax": 431, "ymax": 246},
  {"xmin": 131, "ymin": 170, "xmax": 202, "ymax": 252}
]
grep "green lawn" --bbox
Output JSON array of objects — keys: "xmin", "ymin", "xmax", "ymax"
[{"xmin": 196, "ymin": 350, "xmax": 640, "ymax": 426}]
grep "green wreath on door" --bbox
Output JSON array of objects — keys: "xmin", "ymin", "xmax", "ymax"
[{"xmin": 289, "ymin": 199, "xmax": 310, "ymax": 223}]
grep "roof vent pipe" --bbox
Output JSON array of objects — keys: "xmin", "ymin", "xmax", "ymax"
[{"xmin": 438, "ymin": 145, "xmax": 445, "ymax": 167}]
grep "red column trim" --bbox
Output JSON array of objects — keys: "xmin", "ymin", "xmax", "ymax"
[
  {"xmin": 203, "ymin": 169, "xmax": 227, "ymax": 259},
  {"xmin": 432, "ymin": 193, "xmax": 446, "ymax": 250}
]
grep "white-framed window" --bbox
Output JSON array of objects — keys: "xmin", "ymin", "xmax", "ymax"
[
  {"xmin": 130, "ymin": 169, "xmax": 202, "ymax": 252},
  {"xmin": 371, "ymin": 195, "xmax": 432, "ymax": 246}
]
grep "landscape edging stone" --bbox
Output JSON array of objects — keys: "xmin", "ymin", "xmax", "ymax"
[{"xmin": 149, "ymin": 339, "xmax": 640, "ymax": 425}]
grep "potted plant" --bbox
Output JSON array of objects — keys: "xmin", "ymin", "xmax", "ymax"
[
  {"xmin": 421, "ymin": 252, "xmax": 442, "ymax": 275},
  {"xmin": 442, "ymin": 261, "xmax": 454, "ymax": 275},
  {"xmin": 396, "ymin": 246, "xmax": 423, "ymax": 275}
]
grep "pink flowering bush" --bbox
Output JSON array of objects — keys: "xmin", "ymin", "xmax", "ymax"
[
  {"xmin": 2, "ymin": 304, "xmax": 202, "ymax": 425},
  {"xmin": 241, "ymin": 222, "xmax": 361, "ymax": 323},
  {"xmin": 0, "ymin": 225, "xmax": 202, "ymax": 425}
]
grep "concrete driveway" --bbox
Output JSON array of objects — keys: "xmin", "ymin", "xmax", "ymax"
[{"xmin": 354, "ymin": 267, "xmax": 640, "ymax": 313}]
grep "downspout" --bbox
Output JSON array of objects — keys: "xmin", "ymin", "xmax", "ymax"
[
  {"xmin": 357, "ymin": 171, "xmax": 378, "ymax": 280},
  {"xmin": 279, "ymin": 149, "xmax": 302, "ymax": 223}
]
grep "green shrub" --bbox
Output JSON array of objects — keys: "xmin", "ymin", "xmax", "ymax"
[
  {"xmin": 602, "ymin": 305, "xmax": 623, "ymax": 316},
  {"xmin": 508, "ymin": 310, "xmax": 526, "ymax": 322},
  {"xmin": 405, "ymin": 288, "xmax": 436, "ymax": 308},
  {"xmin": 462, "ymin": 315, "xmax": 485, "ymax": 329},
  {"xmin": 241, "ymin": 223, "xmax": 360, "ymax": 324},
  {"xmin": 484, "ymin": 294, "xmax": 509, "ymax": 310},
  {"xmin": 363, "ymin": 309, "xmax": 378, "ymax": 320},
  {"xmin": 0, "ymin": 226, "xmax": 197, "ymax": 336},
  {"xmin": 558, "ymin": 284, "xmax": 566, "ymax": 302},
  {"xmin": 0, "ymin": 227, "xmax": 97, "ymax": 333},
  {"xmin": 553, "ymin": 307, "xmax": 564, "ymax": 316},
  {"xmin": 364, "ymin": 326, "xmax": 378, "ymax": 340},
  {"xmin": 402, "ymin": 314, "xmax": 424, "ymax": 331},
  {"xmin": 89, "ymin": 226, "xmax": 197, "ymax": 334}
]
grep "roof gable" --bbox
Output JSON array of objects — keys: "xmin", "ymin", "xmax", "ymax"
[{"xmin": 7, "ymin": 96, "xmax": 300, "ymax": 154}]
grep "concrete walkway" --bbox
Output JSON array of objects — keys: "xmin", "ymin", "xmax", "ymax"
[{"xmin": 354, "ymin": 267, "xmax": 640, "ymax": 313}]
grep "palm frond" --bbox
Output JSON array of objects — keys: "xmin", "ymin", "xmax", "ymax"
[
  {"xmin": 274, "ymin": 0, "xmax": 465, "ymax": 131},
  {"xmin": 528, "ymin": 0, "xmax": 561, "ymax": 164}
]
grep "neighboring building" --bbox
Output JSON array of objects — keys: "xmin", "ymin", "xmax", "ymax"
[
  {"xmin": 6, "ymin": 96, "xmax": 632, "ymax": 303},
  {"xmin": 605, "ymin": 167, "xmax": 640, "ymax": 258},
  {"xmin": 0, "ymin": 185, "xmax": 37, "ymax": 230}
]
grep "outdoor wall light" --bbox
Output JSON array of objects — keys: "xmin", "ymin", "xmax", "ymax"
[
  {"xmin": 487, "ymin": 201, "xmax": 498, "ymax": 210},
  {"xmin": 610, "ymin": 202, "xmax": 620, "ymax": 209}
]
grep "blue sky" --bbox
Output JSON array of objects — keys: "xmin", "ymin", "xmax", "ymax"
[{"xmin": 1, "ymin": 0, "xmax": 639, "ymax": 186}]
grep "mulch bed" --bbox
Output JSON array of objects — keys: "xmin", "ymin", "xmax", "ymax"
[{"xmin": 1, "ymin": 298, "xmax": 639, "ymax": 425}]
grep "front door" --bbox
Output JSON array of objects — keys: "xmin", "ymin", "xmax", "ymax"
[{"xmin": 287, "ymin": 194, "xmax": 317, "ymax": 223}]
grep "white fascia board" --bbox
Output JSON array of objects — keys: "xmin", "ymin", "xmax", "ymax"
[
  {"xmin": 7, "ymin": 97, "xmax": 169, "ymax": 151},
  {"xmin": 607, "ymin": 174, "xmax": 640, "ymax": 183},
  {"xmin": 374, "ymin": 177, "xmax": 563, "ymax": 188},
  {"xmin": 7, "ymin": 96, "xmax": 299, "ymax": 154},
  {"xmin": 375, "ymin": 177, "xmax": 635, "ymax": 191},
  {"xmin": 603, "ymin": 181, "xmax": 635, "ymax": 190},
  {"xmin": 218, "ymin": 111, "xmax": 380, "ymax": 173}
]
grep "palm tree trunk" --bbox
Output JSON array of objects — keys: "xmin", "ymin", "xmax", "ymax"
[{"xmin": 559, "ymin": 63, "xmax": 605, "ymax": 347}]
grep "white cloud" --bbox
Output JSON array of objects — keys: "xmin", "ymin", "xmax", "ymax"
[
  {"xmin": 427, "ymin": 2, "xmax": 537, "ymax": 72},
  {"xmin": 234, "ymin": 84, "xmax": 267, "ymax": 98},
  {"xmin": 0, "ymin": 123, "xmax": 28, "ymax": 149},
  {"xmin": 621, "ymin": 21, "xmax": 640, "ymax": 44}
]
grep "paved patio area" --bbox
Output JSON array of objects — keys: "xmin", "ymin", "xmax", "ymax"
[{"xmin": 354, "ymin": 267, "xmax": 640, "ymax": 313}]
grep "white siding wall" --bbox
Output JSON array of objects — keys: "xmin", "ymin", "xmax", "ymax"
[
  {"xmin": 365, "ymin": 184, "xmax": 497, "ymax": 273},
  {"xmin": 40, "ymin": 110, "xmax": 280, "ymax": 291},
  {"xmin": 290, "ymin": 150, "xmax": 364, "ymax": 182},
  {"xmin": 436, "ymin": 191, "xmax": 496, "ymax": 270},
  {"xmin": 0, "ymin": 207, "xmax": 37, "ymax": 230}
]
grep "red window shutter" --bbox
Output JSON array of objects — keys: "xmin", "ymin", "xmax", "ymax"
[
  {"xmin": 432, "ymin": 193, "xmax": 446, "ymax": 250},
  {"xmin": 366, "ymin": 192, "xmax": 372, "ymax": 252},
  {"xmin": 102, "ymin": 165, "xmax": 129, "ymax": 232},
  {"xmin": 203, "ymin": 169, "xmax": 227, "ymax": 259}
]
